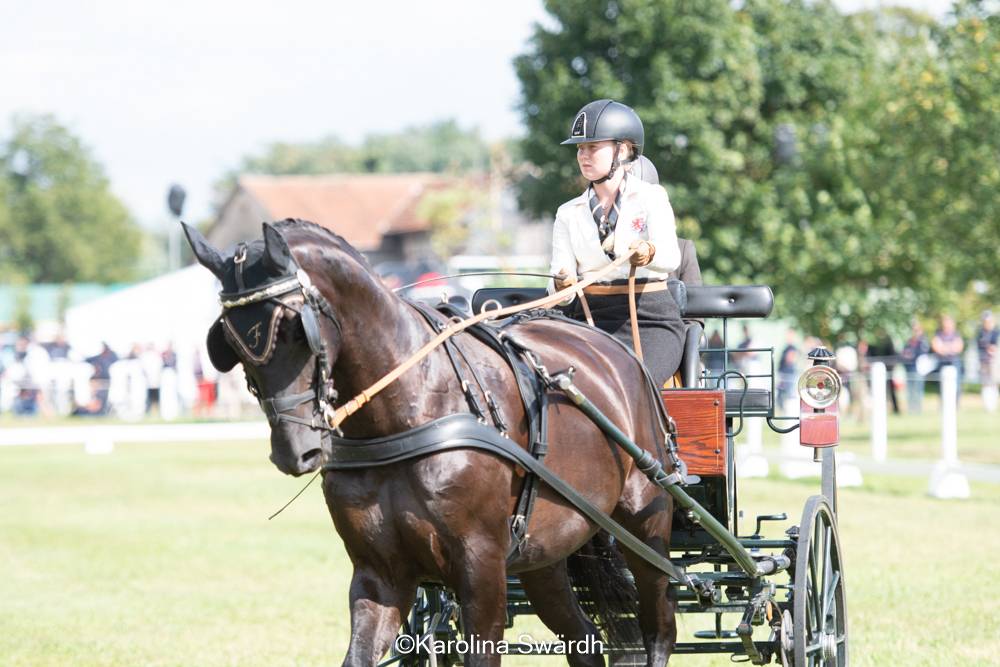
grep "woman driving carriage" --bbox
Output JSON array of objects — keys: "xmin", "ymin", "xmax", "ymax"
[{"xmin": 548, "ymin": 99, "xmax": 686, "ymax": 387}]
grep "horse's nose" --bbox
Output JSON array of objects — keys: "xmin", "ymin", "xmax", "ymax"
[{"xmin": 298, "ymin": 447, "xmax": 323, "ymax": 473}]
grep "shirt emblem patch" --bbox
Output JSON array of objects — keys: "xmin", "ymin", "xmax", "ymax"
[{"xmin": 631, "ymin": 216, "xmax": 647, "ymax": 232}]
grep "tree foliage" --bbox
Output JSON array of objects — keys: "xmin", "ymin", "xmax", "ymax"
[
  {"xmin": 0, "ymin": 115, "xmax": 141, "ymax": 283},
  {"xmin": 515, "ymin": 0, "xmax": 1000, "ymax": 342},
  {"xmin": 216, "ymin": 120, "xmax": 493, "ymax": 204}
]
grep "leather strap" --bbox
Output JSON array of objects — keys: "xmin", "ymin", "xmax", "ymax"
[
  {"xmin": 575, "ymin": 285, "xmax": 595, "ymax": 326},
  {"xmin": 582, "ymin": 280, "xmax": 669, "ymax": 296},
  {"xmin": 323, "ymin": 413, "xmax": 691, "ymax": 586},
  {"xmin": 628, "ymin": 264, "xmax": 643, "ymax": 362}
]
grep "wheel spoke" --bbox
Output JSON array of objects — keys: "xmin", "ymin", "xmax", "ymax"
[
  {"xmin": 809, "ymin": 553, "xmax": 822, "ymax": 631},
  {"xmin": 822, "ymin": 571, "xmax": 840, "ymax": 622}
]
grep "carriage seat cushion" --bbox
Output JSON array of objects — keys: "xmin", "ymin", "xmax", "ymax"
[
  {"xmin": 471, "ymin": 287, "xmax": 547, "ymax": 315},
  {"xmin": 472, "ymin": 285, "xmax": 773, "ymax": 320},
  {"xmin": 724, "ymin": 388, "xmax": 772, "ymax": 415},
  {"xmin": 471, "ymin": 281, "xmax": 686, "ymax": 315},
  {"xmin": 683, "ymin": 286, "xmax": 774, "ymax": 319}
]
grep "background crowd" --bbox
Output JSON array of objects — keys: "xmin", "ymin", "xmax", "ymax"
[
  {"xmin": 766, "ymin": 310, "xmax": 999, "ymax": 417},
  {"xmin": 3, "ymin": 305, "xmax": 996, "ymax": 423},
  {"xmin": 0, "ymin": 332, "xmax": 256, "ymax": 421}
]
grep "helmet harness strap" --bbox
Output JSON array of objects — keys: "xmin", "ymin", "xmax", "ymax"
[{"xmin": 591, "ymin": 140, "xmax": 623, "ymax": 185}]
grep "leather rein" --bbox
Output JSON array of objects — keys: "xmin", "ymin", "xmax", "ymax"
[{"xmin": 228, "ymin": 251, "xmax": 641, "ymax": 436}]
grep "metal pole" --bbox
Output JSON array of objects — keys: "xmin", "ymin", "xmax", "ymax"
[
  {"xmin": 169, "ymin": 218, "xmax": 181, "ymax": 272},
  {"xmin": 821, "ymin": 447, "xmax": 838, "ymax": 515},
  {"xmin": 870, "ymin": 362, "xmax": 887, "ymax": 462}
]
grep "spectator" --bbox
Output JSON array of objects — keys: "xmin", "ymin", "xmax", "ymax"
[
  {"xmin": 834, "ymin": 342, "xmax": 862, "ymax": 419},
  {"xmin": 43, "ymin": 332, "xmax": 72, "ymax": 360},
  {"xmin": 900, "ymin": 320, "xmax": 931, "ymax": 414},
  {"xmin": 777, "ymin": 329, "xmax": 800, "ymax": 409},
  {"xmin": 9, "ymin": 335, "xmax": 53, "ymax": 416},
  {"xmin": 83, "ymin": 343, "xmax": 118, "ymax": 415},
  {"xmin": 866, "ymin": 329, "xmax": 900, "ymax": 415},
  {"xmin": 162, "ymin": 344, "xmax": 177, "ymax": 370},
  {"xmin": 733, "ymin": 324, "xmax": 754, "ymax": 371},
  {"xmin": 704, "ymin": 330, "xmax": 726, "ymax": 381},
  {"xmin": 977, "ymin": 311, "xmax": 999, "ymax": 412},
  {"xmin": 140, "ymin": 343, "xmax": 164, "ymax": 414},
  {"xmin": 932, "ymin": 314, "xmax": 964, "ymax": 405}
]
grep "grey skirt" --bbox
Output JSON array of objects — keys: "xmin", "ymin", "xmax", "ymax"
[{"xmin": 564, "ymin": 284, "xmax": 685, "ymax": 388}]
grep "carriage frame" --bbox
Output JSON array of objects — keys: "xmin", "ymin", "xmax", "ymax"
[{"xmin": 381, "ymin": 282, "xmax": 848, "ymax": 667}]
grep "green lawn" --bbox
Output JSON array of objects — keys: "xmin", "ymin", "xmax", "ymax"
[{"xmin": 2, "ymin": 439, "xmax": 999, "ymax": 666}]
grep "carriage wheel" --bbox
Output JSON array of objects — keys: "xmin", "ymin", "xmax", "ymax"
[{"xmin": 791, "ymin": 496, "xmax": 848, "ymax": 666}]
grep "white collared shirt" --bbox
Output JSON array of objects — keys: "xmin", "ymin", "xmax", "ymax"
[{"xmin": 548, "ymin": 176, "xmax": 681, "ymax": 298}]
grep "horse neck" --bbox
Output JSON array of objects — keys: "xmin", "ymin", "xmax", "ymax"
[{"xmin": 321, "ymin": 259, "xmax": 458, "ymax": 438}]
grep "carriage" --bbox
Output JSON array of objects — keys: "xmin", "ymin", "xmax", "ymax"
[
  {"xmin": 184, "ymin": 220, "xmax": 846, "ymax": 667},
  {"xmin": 383, "ymin": 284, "xmax": 848, "ymax": 667}
]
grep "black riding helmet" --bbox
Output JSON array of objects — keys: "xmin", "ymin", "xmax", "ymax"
[{"xmin": 561, "ymin": 99, "xmax": 644, "ymax": 184}]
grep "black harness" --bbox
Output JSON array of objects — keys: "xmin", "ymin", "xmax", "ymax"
[
  {"xmin": 409, "ymin": 301, "xmax": 551, "ymax": 561},
  {"xmin": 322, "ymin": 412, "xmax": 690, "ymax": 586},
  {"xmin": 217, "ymin": 245, "xmax": 342, "ymax": 431}
]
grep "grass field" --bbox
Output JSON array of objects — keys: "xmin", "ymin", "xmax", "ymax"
[{"xmin": 2, "ymin": 437, "xmax": 999, "ymax": 666}]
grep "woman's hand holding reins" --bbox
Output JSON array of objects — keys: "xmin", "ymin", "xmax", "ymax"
[
  {"xmin": 629, "ymin": 240, "xmax": 656, "ymax": 267},
  {"xmin": 554, "ymin": 270, "xmax": 578, "ymax": 290}
]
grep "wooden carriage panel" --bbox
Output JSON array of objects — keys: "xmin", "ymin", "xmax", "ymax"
[{"xmin": 661, "ymin": 389, "xmax": 726, "ymax": 477}]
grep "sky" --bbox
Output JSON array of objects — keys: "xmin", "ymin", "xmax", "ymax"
[{"xmin": 2, "ymin": 0, "xmax": 955, "ymax": 229}]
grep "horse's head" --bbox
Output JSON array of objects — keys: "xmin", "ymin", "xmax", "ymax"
[{"xmin": 183, "ymin": 221, "xmax": 342, "ymax": 476}]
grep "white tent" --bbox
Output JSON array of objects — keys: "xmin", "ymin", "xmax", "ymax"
[{"xmin": 65, "ymin": 264, "xmax": 220, "ymax": 363}]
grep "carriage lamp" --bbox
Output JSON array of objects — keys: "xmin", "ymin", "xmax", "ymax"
[
  {"xmin": 799, "ymin": 347, "xmax": 840, "ymax": 448},
  {"xmin": 798, "ymin": 365, "xmax": 841, "ymax": 409}
]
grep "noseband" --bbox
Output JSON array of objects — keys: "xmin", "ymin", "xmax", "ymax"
[{"xmin": 219, "ymin": 258, "xmax": 342, "ymax": 432}]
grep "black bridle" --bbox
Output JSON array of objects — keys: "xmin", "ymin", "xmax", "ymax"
[{"xmin": 219, "ymin": 266, "xmax": 342, "ymax": 432}]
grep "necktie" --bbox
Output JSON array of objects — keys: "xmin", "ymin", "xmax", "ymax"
[{"xmin": 588, "ymin": 179, "xmax": 625, "ymax": 260}]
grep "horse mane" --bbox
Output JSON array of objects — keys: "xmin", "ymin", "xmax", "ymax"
[{"xmin": 273, "ymin": 218, "xmax": 375, "ymax": 274}]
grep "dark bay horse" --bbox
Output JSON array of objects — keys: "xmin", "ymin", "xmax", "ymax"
[{"xmin": 183, "ymin": 219, "xmax": 677, "ymax": 666}]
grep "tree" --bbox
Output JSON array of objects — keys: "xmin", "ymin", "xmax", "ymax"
[
  {"xmin": 215, "ymin": 120, "xmax": 493, "ymax": 205},
  {"xmin": 514, "ymin": 0, "xmax": 999, "ymax": 342},
  {"xmin": 416, "ymin": 186, "xmax": 484, "ymax": 258},
  {"xmin": 0, "ymin": 115, "xmax": 141, "ymax": 283}
]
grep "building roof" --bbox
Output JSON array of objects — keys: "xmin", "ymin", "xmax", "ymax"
[{"xmin": 236, "ymin": 173, "xmax": 457, "ymax": 250}]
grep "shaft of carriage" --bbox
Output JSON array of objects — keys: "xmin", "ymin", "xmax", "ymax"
[{"xmin": 551, "ymin": 371, "xmax": 791, "ymax": 581}]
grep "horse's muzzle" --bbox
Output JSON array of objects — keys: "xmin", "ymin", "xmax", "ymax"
[{"xmin": 270, "ymin": 446, "xmax": 324, "ymax": 477}]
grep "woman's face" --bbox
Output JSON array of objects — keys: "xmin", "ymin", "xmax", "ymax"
[{"xmin": 576, "ymin": 141, "xmax": 621, "ymax": 181}]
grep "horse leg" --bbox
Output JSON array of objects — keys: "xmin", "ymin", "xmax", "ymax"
[
  {"xmin": 614, "ymin": 498, "xmax": 677, "ymax": 666},
  {"xmin": 342, "ymin": 567, "xmax": 416, "ymax": 667},
  {"xmin": 616, "ymin": 551, "xmax": 676, "ymax": 667},
  {"xmin": 449, "ymin": 547, "xmax": 508, "ymax": 667},
  {"xmin": 519, "ymin": 560, "xmax": 606, "ymax": 667}
]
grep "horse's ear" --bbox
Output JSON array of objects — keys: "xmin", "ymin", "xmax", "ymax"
[
  {"xmin": 262, "ymin": 223, "xmax": 293, "ymax": 273},
  {"xmin": 181, "ymin": 221, "xmax": 226, "ymax": 279},
  {"xmin": 206, "ymin": 319, "xmax": 239, "ymax": 372}
]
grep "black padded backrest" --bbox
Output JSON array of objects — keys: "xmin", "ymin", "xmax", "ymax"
[
  {"xmin": 470, "ymin": 284, "xmax": 774, "ymax": 319},
  {"xmin": 471, "ymin": 287, "xmax": 547, "ymax": 314},
  {"xmin": 684, "ymin": 286, "xmax": 773, "ymax": 319}
]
